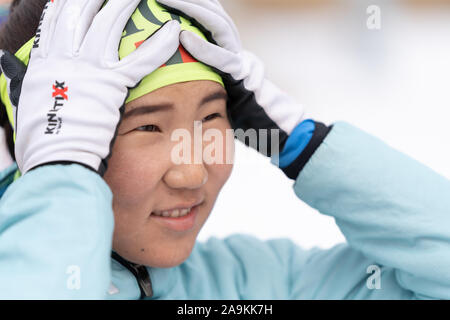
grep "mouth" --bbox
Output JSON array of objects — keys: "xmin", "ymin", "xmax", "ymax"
[
  {"xmin": 150, "ymin": 202, "xmax": 203, "ymax": 232},
  {"xmin": 151, "ymin": 206, "xmax": 194, "ymax": 218},
  {"xmin": 151, "ymin": 199, "xmax": 204, "ymax": 218}
]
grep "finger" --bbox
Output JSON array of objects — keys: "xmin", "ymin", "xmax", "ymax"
[
  {"xmin": 115, "ymin": 20, "xmax": 181, "ymax": 86},
  {"xmin": 179, "ymin": 30, "xmax": 239, "ymax": 75},
  {"xmin": 31, "ymin": 0, "xmax": 64, "ymax": 59},
  {"xmin": 72, "ymin": 0, "xmax": 107, "ymax": 54},
  {"xmin": 157, "ymin": 0, "xmax": 241, "ymax": 53},
  {"xmin": 52, "ymin": 0, "xmax": 91, "ymax": 55},
  {"xmin": 158, "ymin": 0, "xmax": 237, "ymax": 36},
  {"xmin": 84, "ymin": 0, "xmax": 142, "ymax": 61}
]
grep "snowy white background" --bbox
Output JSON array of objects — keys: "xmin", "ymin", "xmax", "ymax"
[{"xmin": 198, "ymin": 0, "xmax": 450, "ymax": 248}]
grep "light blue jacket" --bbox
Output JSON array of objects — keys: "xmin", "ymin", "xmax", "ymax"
[{"xmin": 0, "ymin": 122, "xmax": 449, "ymax": 299}]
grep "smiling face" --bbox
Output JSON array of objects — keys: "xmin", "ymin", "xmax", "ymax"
[{"xmin": 103, "ymin": 80, "xmax": 234, "ymax": 268}]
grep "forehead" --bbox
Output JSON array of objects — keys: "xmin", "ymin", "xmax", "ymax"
[{"xmin": 125, "ymin": 80, "xmax": 226, "ymax": 111}]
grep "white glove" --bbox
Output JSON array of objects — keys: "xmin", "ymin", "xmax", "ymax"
[
  {"xmin": 0, "ymin": 0, "xmax": 181, "ymax": 175},
  {"xmin": 157, "ymin": 0, "xmax": 305, "ymax": 158}
]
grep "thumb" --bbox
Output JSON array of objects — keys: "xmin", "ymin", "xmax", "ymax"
[
  {"xmin": 0, "ymin": 50, "xmax": 26, "ymax": 108},
  {"xmin": 116, "ymin": 20, "xmax": 182, "ymax": 85}
]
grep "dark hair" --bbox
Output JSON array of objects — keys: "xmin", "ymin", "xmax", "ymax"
[{"xmin": 0, "ymin": 0, "xmax": 48, "ymax": 161}]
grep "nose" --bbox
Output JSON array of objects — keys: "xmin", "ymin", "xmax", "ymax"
[{"xmin": 163, "ymin": 163, "xmax": 208, "ymax": 190}]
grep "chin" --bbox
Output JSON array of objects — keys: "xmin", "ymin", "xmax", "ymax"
[
  {"xmin": 143, "ymin": 243, "xmax": 195, "ymax": 268},
  {"xmin": 146, "ymin": 255, "xmax": 189, "ymax": 269},
  {"xmin": 114, "ymin": 234, "xmax": 197, "ymax": 268}
]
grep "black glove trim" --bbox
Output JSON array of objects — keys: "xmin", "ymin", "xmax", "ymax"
[{"xmin": 28, "ymin": 161, "xmax": 99, "ymax": 176}]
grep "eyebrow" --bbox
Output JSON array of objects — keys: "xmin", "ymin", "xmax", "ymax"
[{"xmin": 123, "ymin": 90, "xmax": 228, "ymax": 120}]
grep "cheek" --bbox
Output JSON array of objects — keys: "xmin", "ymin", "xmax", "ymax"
[
  {"xmin": 207, "ymin": 163, "xmax": 234, "ymax": 198},
  {"xmin": 204, "ymin": 127, "xmax": 235, "ymax": 191},
  {"xmin": 103, "ymin": 139, "xmax": 168, "ymax": 208}
]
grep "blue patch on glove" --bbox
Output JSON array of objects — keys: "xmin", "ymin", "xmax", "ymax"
[{"xmin": 272, "ymin": 119, "xmax": 315, "ymax": 168}]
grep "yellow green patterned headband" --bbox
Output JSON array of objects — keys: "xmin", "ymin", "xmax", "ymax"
[{"xmin": 1, "ymin": 0, "xmax": 224, "ymax": 132}]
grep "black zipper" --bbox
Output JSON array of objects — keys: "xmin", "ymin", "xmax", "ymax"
[{"xmin": 111, "ymin": 251, "xmax": 153, "ymax": 299}]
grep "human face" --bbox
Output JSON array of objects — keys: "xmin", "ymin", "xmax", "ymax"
[{"xmin": 103, "ymin": 80, "xmax": 234, "ymax": 268}]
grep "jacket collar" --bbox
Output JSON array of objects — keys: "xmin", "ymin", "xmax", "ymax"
[{"xmin": 0, "ymin": 162, "xmax": 17, "ymax": 198}]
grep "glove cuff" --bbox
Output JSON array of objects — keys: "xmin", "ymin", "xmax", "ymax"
[
  {"xmin": 28, "ymin": 161, "xmax": 100, "ymax": 176},
  {"xmin": 279, "ymin": 121, "xmax": 332, "ymax": 180}
]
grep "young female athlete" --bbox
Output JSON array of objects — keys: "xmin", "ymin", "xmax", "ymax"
[{"xmin": 0, "ymin": 0, "xmax": 449, "ymax": 299}]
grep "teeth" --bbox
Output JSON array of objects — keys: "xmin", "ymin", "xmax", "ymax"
[
  {"xmin": 153, "ymin": 207, "xmax": 192, "ymax": 218},
  {"xmin": 162, "ymin": 211, "xmax": 171, "ymax": 217}
]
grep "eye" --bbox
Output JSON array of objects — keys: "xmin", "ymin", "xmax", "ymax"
[
  {"xmin": 135, "ymin": 124, "xmax": 161, "ymax": 133},
  {"xmin": 202, "ymin": 113, "xmax": 222, "ymax": 123}
]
